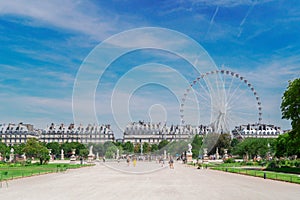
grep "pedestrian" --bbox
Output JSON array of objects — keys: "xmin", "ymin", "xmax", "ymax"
[
  {"xmin": 133, "ymin": 157, "xmax": 137, "ymax": 167},
  {"xmin": 126, "ymin": 156, "xmax": 130, "ymax": 166},
  {"xmin": 169, "ymin": 156, "xmax": 174, "ymax": 169}
]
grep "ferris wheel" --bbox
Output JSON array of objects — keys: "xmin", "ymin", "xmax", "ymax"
[{"xmin": 180, "ymin": 69, "xmax": 262, "ymax": 134}]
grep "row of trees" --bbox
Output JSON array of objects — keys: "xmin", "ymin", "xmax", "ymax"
[{"xmin": 0, "ymin": 138, "xmax": 89, "ymax": 164}]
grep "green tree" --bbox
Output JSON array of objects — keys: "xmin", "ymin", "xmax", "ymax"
[
  {"xmin": 61, "ymin": 142, "xmax": 87, "ymax": 157},
  {"xmin": 79, "ymin": 149, "xmax": 89, "ymax": 158},
  {"xmin": 191, "ymin": 135, "xmax": 203, "ymax": 158},
  {"xmin": 275, "ymin": 132, "xmax": 300, "ymax": 157},
  {"xmin": 280, "ymin": 78, "xmax": 300, "ymax": 157},
  {"xmin": 233, "ymin": 138, "xmax": 274, "ymax": 159},
  {"xmin": 104, "ymin": 145, "xmax": 123, "ymax": 159},
  {"xmin": 151, "ymin": 144, "xmax": 158, "ymax": 152},
  {"xmin": 202, "ymin": 133, "xmax": 220, "ymax": 155},
  {"xmin": 281, "ymin": 78, "xmax": 300, "ymax": 136},
  {"xmin": 134, "ymin": 143, "xmax": 140, "ymax": 153},
  {"xmin": 158, "ymin": 140, "xmax": 169, "ymax": 149},
  {"xmin": 142, "ymin": 142, "xmax": 151, "ymax": 153},
  {"xmin": 23, "ymin": 138, "xmax": 50, "ymax": 164},
  {"xmin": 0, "ymin": 142, "xmax": 8, "ymax": 157},
  {"xmin": 217, "ymin": 134, "xmax": 231, "ymax": 154},
  {"xmin": 46, "ymin": 142, "xmax": 60, "ymax": 157},
  {"xmin": 92, "ymin": 143, "xmax": 105, "ymax": 156},
  {"xmin": 122, "ymin": 141, "xmax": 134, "ymax": 153},
  {"xmin": 12, "ymin": 143, "xmax": 25, "ymax": 155}
]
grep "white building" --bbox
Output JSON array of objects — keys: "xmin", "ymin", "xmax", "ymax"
[
  {"xmin": 232, "ymin": 123, "xmax": 282, "ymax": 138},
  {"xmin": 40, "ymin": 123, "xmax": 114, "ymax": 144},
  {"xmin": 123, "ymin": 121, "xmax": 213, "ymax": 144},
  {"xmin": 0, "ymin": 123, "xmax": 38, "ymax": 145}
]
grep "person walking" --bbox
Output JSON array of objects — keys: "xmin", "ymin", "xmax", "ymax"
[
  {"xmin": 126, "ymin": 155, "xmax": 130, "ymax": 166},
  {"xmin": 169, "ymin": 156, "xmax": 174, "ymax": 169},
  {"xmin": 133, "ymin": 156, "xmax": 137, "ymax": 167}
]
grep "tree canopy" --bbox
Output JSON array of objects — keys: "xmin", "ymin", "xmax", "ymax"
[
  {"xmin": 23, "ymin": 138, "xmax": 50, "ymax": 164},
  {"xmin": 281, "ymin": 78, "xmax": 300, "ymax": 136},
  {"xmin": 279, "ymin": 78, "xmax": 300, "ymax": 157}
]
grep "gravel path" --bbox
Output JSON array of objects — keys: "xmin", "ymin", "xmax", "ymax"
[{"xmin": 1, "ymin": 161, "xmax": 299, "ymax": 200}]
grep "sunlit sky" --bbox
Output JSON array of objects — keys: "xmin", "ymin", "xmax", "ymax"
[{"xmin": 0, "ymin": 0, "xmax": 299, "ymax": 138}]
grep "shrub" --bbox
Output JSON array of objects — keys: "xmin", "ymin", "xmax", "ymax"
[{"xmin": 224, "ymin": 158, "xmax": 235, "ymax": 163}]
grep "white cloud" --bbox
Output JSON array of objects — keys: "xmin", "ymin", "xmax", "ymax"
[
  {"xmin": 0, "ymin": 0, "xmax": 136, "ymax": 41},
  {"xmin": 0, "ymin": 94, "xmax": 72, "ymax": 128}
]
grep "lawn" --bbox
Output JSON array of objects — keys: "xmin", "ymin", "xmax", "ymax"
[
  {"xmin": 211, "ymin": 167, "xmax": 300, "ymax": 184},
  {"xmin": 0, "ymin": 163, "xmax": 93, "ymax": 181}
]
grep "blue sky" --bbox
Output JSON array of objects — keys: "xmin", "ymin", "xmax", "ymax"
[{"xmin": 0, "ymin": 0, "xmax": 299, "ymax": 137}]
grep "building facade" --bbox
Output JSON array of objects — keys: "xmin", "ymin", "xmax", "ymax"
[
  {"xmin": 40, "ymin": 123, "xmax": 115, "ymax": 144},
  {"xmin": 232, "ymin": 123, "xmax": 282, "ymax": 138},
  {"xmin": 0, "ymin": 123, "xmax": 115, "ymax": 145},
  {"xmin": 123, "ymin": 121, "xmax": 213, "ymax": 144},
  {"xmin": 0, "ymin": 123, "xmax": 39, "ymax": 145}
]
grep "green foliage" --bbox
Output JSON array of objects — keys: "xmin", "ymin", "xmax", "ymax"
[
  {"xmin": 134, "ymin": 143, "xmax": 140, "ymax": 153},
  {"xmin": 275, "ymin": 132, "xmax": 300, "ymax": 157},
  {"xmin": 162, "ymin": 140, "xmax": 189, "ymax": 156},
  {"xmin": 281, "ymin": 78, "xmax": 300, "ymax": 136},
  {"xmin": 158, "ymin": 140, "xmax": 169, "ymax": 149},
  {"xmin": 105, "ymin": 145, "xmax": 123, "ymax": 159},
  {"xmin": 202, "ymin": 133, "xmax": 231, "ymax": 155},
  {"xmin": 279, "ymin": 78, "xmax": 300, "ymax": 157},
  {"xmin": 151, "ymin": 144, "xmax": 158, "ymax": 152},
  {"xmin": 23, "ymin": 138, "xmax": 50, "ymax": 164},
  {"xmin": 89, "ymin": 143, "xmax": 105, "ymax": 156},
  {"xmin": 142, "ymin": 142, "xmax": 151, "ymax": 153},
  {"xmin": 122, "ymin": 141, "xmax": 134, "ymax": 153},
  {"xmin": 231, "ymin": 138, "xmax": 240, "ymax": 148},
  {"xmin": 224, "ymin": 158, "xmax": 235, "ymax": 163},
  {"xmin": 12, "ymin": 143, "xmax": 25, "ymax": 155},
  {"xmin": 191, "ymin": 135, "xmax": 203, "ymax": 158},
  {"xmin": 233, "ymin": 138, "xmax": 275, "ymax": 159},
  {"xmin": 103, "ymin": 141, "xmax": 114, "ymax": 153},
  {"xmin": 46, "ymin": 142, "xmax": 60, "ymax": 157},
  {"xmin": 61, "ymin": 142, "xmax": 87, "ymax": 157},
  {"xmin": 0, "ymin": 142, "xmax": 8, "ymax": 155},
  {"xmin": 79, "ymin": 149, "xmax": 89, "ymax": 158}
]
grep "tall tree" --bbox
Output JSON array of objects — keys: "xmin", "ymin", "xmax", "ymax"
[
  {"xmin": 23, "ymin": 138, "xmax": 50, "ymax": 164},
  {"xmin": 280, "ymin": 78, "xmax": 300, "ymax": 157},
  {"xmin": 191, "ymin": 135, "xmax": 203, "ymax": 158},
  {"xmin": 0, "ymin": 142, "xmax": 8, "ymax": 157},
  {"xmin": 122, "ymin": 141, "xmax": 134, "ymax": 153},
  {"xmin": 281, "ymin": 78, "xmax": 300, "ymax": 136},
  {"xmin": 158, "ymin": 140, "xmax": 169, "ymax": 149},
  {"xmin": 46, "ymin": 142, "xmax": 60, "ymax": 157}
]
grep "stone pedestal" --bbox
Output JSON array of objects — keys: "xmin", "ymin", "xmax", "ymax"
[
  {"xmin": 87, "ymin": 146, "xmax": 94, "ymax": 163},
  {"xmin": 186, "ymin": 153, "xmax": 193, "ymax": 163},
  {"xmin": 70, "ymin": 149, "xmax": 76, "ymax": 164},
  {"xmin": 203, "ymin": 148, "xmax": 209, "ymax": 163},
  {"xmin": 87, "ymin": 154, "xmax": 94, "ymax": 163},
  {"xmin": 223, "ymin": 149, "xmax": 228, "ymax": 160}
]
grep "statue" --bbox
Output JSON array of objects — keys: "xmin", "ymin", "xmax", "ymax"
[
  {"xmin": 89, "ymin": 145, "xmax": 94, "ymax": 156},
  {"xmin": 61, "ymin": 149, "xmax": 64, "ymax": 160},
  {"xmin": 187, "ymin": 143, "xmax": 192, "ymax": 154},
  {"xmin": 9, "ymin": 148, "xmax": 15, "ymax": 162},
  {"xmin": 87, "ymin": 146, "xmax": 94, "ymax": 163},
  {"xmin": 116, "ymin": 149, "xmax": 119, "ymax": 159}
]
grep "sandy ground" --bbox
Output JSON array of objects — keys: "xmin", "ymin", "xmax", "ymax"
[{"xmin": 0, "ymin": 161, "xmax": 300, "ymax": 200}]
